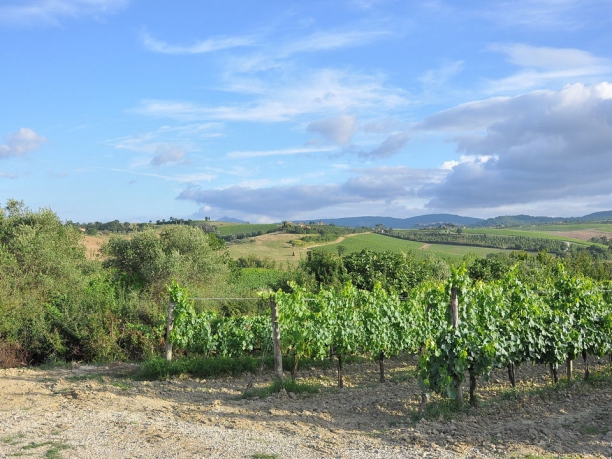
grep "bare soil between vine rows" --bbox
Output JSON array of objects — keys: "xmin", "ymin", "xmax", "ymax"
[{"xmin": 1, "ymin": 356, "xmax": 611, "ymax": 458}]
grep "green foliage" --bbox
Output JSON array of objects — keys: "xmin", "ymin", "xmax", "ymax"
[
  {"xmin": 300, "ymin": 251, "xmax": 347, "ymax": 289},
  {"xmin": 343, "ymin": 249, "xmax": 431, "ymax": 296},
  {"xmin": 215, "ymin": 223, "xmax": 281, "ymax": 242},
  {"xmin": 139, "ymin": 355, "xmax": 262, "ymax": 379},
  {"xmin": 233, "ymin": 268, "xmax": 290, "ymax": 291},
  {"xmin": 103, "ymin": 225, "xmax": 230, "ymax": 302}
]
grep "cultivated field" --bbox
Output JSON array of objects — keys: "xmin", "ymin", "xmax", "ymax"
[{"xmin": 312, "ymin": 233, "xmax": 510, "ymax": 260}]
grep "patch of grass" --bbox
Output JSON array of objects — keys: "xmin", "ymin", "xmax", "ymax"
[
  {"xmin": 516, "ymin": 455, "xmax": 581, "ymax": 459},
  {"xmin": 243, "ymin": 379, "xmax": 321, "ymax": 399},
  {"xmin": 579, "ymin": 424, "xmax": 608, "ymax": 436},
  {"xmin": 138, "ymin": 354, "xmax": 365, "ymax": 380},
  {"xmin": 389, "ymin": 369, "xmax": 417, "ymax": 384},
  {"xmin": 17, "ymin": 441, "xmax": 70, "ymax": 459},
  {"xmin": 496, "ymin": 387, "xmax": 522, "ymax": 401},
  {"xmin": 250, "ymin": 453, "xmax": 279, "ymax": 459},
  {"xmin": 111, "ymin": 381, "xmax": 132, "ymax": 390},
  {"xmin": 45, "ymin": 443, "xmax": 70, "ymax": 459},
  {"xmin": 408, "ymin": 396, "xmax": 470, "ymax": 423},
  {"xmin": 2, "ymin": 433, "xmax": 25, "ymax": 445},
  {"xmin": 138, "ymin": 355, "xmax": 263, "ymax": 380}
]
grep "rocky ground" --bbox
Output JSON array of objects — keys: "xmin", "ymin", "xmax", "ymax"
[{"xmin": 0, "ymin": 356, "xmax": 611, "ymax": 459}]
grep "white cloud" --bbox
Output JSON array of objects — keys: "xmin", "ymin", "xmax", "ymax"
[
  {"xmin": 281, "ymin": 29, "xmax": 389, "ymax": 56},
  {"xmin": 0, "ymin": 0, "xmax": 129, "ymax": 26},
  {"xmin": 110, "ymin": 168, "xmax": 215, "ymax": 184},
  {"xmin": 307, "ymin": 115, "xmax": 357, "ymax": 145},
  {"xmin": 418, "ymin": 82, "xmax": 612, "ymax": 211},
  {"xmin": 177, "ymin": 166, "xmax": 443, "ymax": 219},
  {"xmin": 135, "ymin": 69, "xmax": 409, "ymax": 123},
  {"xmin": 108, "ymin": 123, "xmax": 222, "ymax": 168},
  {"xmin": 486, "ymin": 44, "xmax": 612, "ymax": 93},
  {"xmin": 0, "ymin": 128, "xmax": 46, "ymax": 158},
  {"xmin": 141, "ymin": 32, "xmax": 255, "ymax": 55},
  {"xmin": 227, "ymin": 146, "xmax": 336, "ymax": 159}
]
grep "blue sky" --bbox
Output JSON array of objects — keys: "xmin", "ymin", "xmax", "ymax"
[{"xmin": 1, "ymin": 0, "xmax": 612, "ymax": 223}]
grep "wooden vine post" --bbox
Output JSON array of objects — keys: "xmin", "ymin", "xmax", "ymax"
[
  {"xmin": 165, "ymin": 299, "xmax": 175, "ymax": 362},
  {"xmin": 270, "ymin": 296, "xmax": 284, "ymax": 381},
  {"xmin": 450, "ymin": 287, "xmax": 463, "ymax": 407},
  {"xmin": 418, "ymin": 302, "xmax": 433, "ymax": 416}
]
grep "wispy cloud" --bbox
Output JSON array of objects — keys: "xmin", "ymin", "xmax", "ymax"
[
  {"xmin": 485, "ymin": 43, "xmax": 612, "ymax": 93},
  {"xmin": 0, "ymin": 128, "xmax": 46, "ymax": 158},
  {"xmin": 110, "ymin": 168, "xmax": 215, "ymax": 183},
  {"xmin": 281, "ymin": 29, "xmax": 389, "ymax": 56},
  {"xmin": 141, "ymin": 32, "xmax": 255, "ymax": 55},
  {"xmin": 0, "ymin": 0, "xmax": 129, "ymax": 26},
  {"xmin": 479, "ymin": 0, "xmax": 607, "ymax": 30},
  {"xmin": 108, "ymin": 123, "xmax": 222, "ymax": 167},
  {"xmin": 227, "ymin": 146, "xmax": 336, "ymax": 159},
  {"xmin": 135, "ymin": 69, "xmax": 409, "ymax": 123}
]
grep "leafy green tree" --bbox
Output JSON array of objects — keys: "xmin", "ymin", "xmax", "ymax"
[
  {"xmin": 300, "ymin": 251, "xmax": 346, "ymax": 289},
  {"xmin": 103, "ymin": 225, "xmax": 229, "ymax": 303}
]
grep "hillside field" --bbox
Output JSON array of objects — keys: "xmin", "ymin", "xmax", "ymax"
[
  {"xmin": 80, "ymin": 221, "xmax": 612, "ymax": 265},
  {"xmin": 312, "ymin": 233, "xmax": 510, "ymax": 260}
]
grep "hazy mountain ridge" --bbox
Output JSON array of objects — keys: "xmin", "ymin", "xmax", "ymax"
[
  {"xmin": 314, "ymin": 211, "xmax": 612, "ymax": 229},
  {"xmin": 212, "ymin": 211, "xmax": 612, "ymax": 228},
  {"xmin": 474, "ymin": 211, "xmax": 612, "ymax": 227}
]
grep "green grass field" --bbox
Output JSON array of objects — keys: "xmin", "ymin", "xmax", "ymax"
[
  {"xmin": 312, "ymin": 233, "xmax": 509, "ymax": 260},
  {"xmin": 521, "ymin": 223, "xmax": 612, "ymax": 233},
  {"xmin": 226, "ymin": 233, "xmax": 305, "ymax": 266}
]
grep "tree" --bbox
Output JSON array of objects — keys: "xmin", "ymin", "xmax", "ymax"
[{"xmin": 103, "ymin": 225, "xmax": 230, "ymax": 302}]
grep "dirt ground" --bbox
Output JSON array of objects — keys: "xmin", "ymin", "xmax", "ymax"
[
  {"xmin": 552, "ymin": 229, "xmax": 611, "ymax": 241},
  {"xmin": 81, "ymin": 235, "xmax": 107, "ymax": 260},
  {"xmin": 1, "ymin": 356, "xmax": 610, "ymax": 459}
]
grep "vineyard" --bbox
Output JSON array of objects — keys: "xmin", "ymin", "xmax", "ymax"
[
  {"xmin": 386, "ymin": 229, "xmax": 578, "ymax": 253},
  {"xmin": 168, "ymin": 264, "xmax": 612, "ymax": 408}
]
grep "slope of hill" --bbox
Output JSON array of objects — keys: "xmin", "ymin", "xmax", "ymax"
[{"xmin": 581, "ymin": 210, "xmax": 612, "ymax": 221}]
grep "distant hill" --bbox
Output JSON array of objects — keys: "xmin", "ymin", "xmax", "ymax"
[
  {"xmin": 580, "ymin": 210, "xmax": 612, "ymax": 221},
  {"xmin": 210, "ymin": 210, "xmax": 612, "ymax": 229},
  {"xmin": 472, "ymin": 215, "xmax": 564, "ymax": 227},
  {"xmin": 473, "ymin": 211, "xmax": 612, "ymax": 227},
  {"xmin": 216, "ymin": 216, "xmax": 248, "ymax": 223},
  {"xmin": 317, "ymin": 214, "xmax": 483, "ymax": 229}
]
